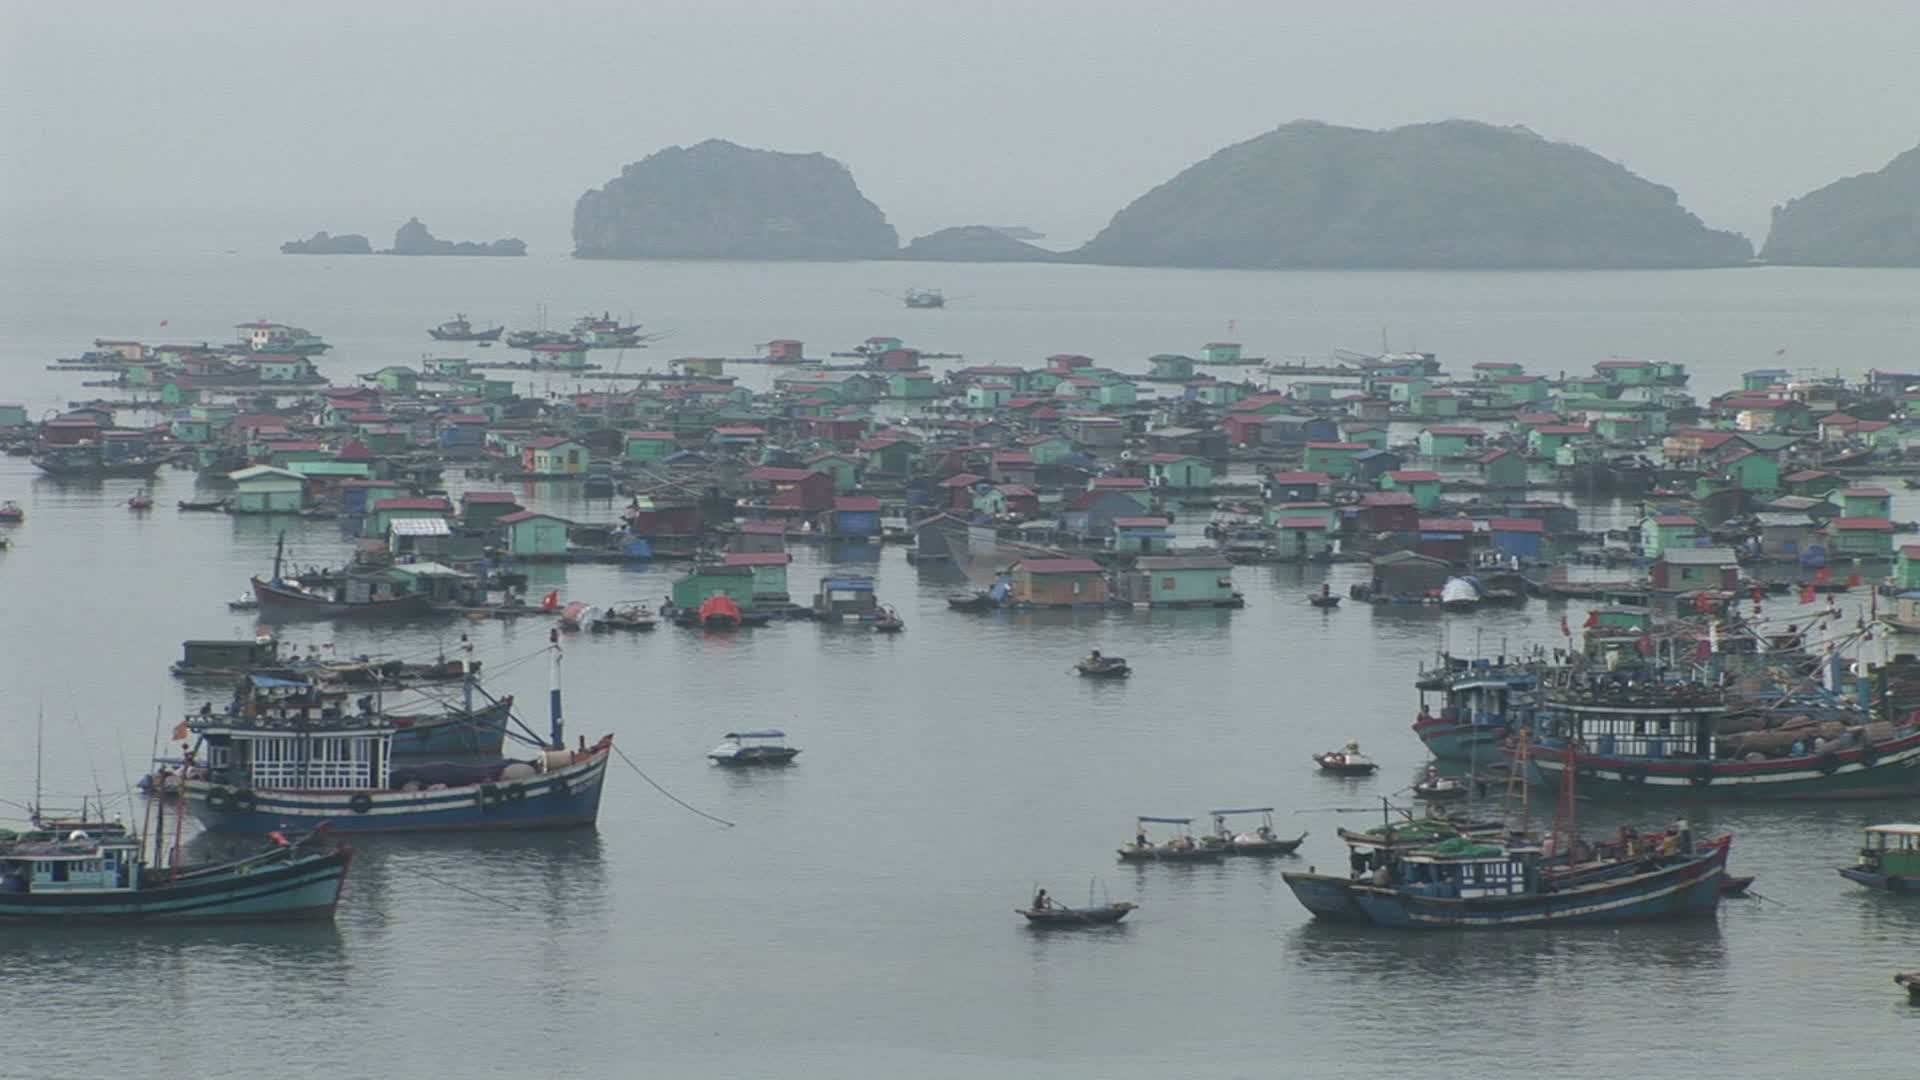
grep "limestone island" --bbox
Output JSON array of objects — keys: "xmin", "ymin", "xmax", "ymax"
[
  {"xmin": 1761, "ymin": 142, "xmax": 1920, "ymax": 267},
  {"xmin": 381, "ymin": 218, "xmax": 526, "ymax": 257},
  {"xmin": 900, "ymin": 225, "xmax": 1061, "ymax": 262},
  {"xmin": 1072, "ymin": 119, "xmax": 1754, "ymax": 270},
  {"xmin": 572, "ymin": 139, "xmax": 897, "ymax": 260},
  {"xmin": 280, "ymin": 231, "xmax": 372, "ymax": 255}
]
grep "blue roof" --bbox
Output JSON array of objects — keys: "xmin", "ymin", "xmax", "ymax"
[
  {"xmin": 246, "ymin": 673, "xmax": 310, "ymax": 690},
  {"xmin": 1137, "ymin": 816, "xmax": 1191, "ymax": 824},
  {"xmin": 724, "ymin": 729, "xmax": 786, "ymax": 740},
  {"xmin": 1208, "ymin": 807, "xmax": 1275, "ymax": 816}
]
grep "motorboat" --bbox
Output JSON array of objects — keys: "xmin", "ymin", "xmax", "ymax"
[
  {"xmin": 1116, "ymin": 816, "xmax": 1220, "ymax": 861},
  {"xmin": 1204, "ymin": 808, "xmax": 1306, "ymax": 855},
  {"xmin": 1018, "ymin": 901, "xmax": 1136, "ymax": 927},
  {"xmin": 1412, "ymin": 768, "xmax": 1469, "ymax": 801},
  {"xmin": 1838, "ymin": 823, "xmax": 1920, "ymax": 892},
  {"xmin": 707, "ymin": 729, "xmax": 800, "ymax": 766},
  {"xmin": 1076, "ymin": 655, "xmax": 1131, "ymax": 679}
]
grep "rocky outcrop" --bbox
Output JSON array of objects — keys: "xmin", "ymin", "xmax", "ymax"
[
  {"xmin": 572, "ymin": 139, "xmax": 897, "ymax": 259},
  {"xmin": 382, "ymin": 218, "xmax": 526, "ymax": 256},
  {"xmin": 1075, "ymin": 120, "xmax": 1753, "ymax": 269},
  {"xmin": 280, "ymin": 231, "xmax": 372, "ymax": 255},
  {"xmin": 1761, "ymin": 144, "xmax": 1920, "ymax": 266},
  {"xmin": 900, "ymin": 225, "xmax": 1061, "ymax": 262}
]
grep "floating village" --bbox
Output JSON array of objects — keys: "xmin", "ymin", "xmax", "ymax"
[{"xmin": 3, "ymin": 311, "xmax": 1920, "ymax": 998}]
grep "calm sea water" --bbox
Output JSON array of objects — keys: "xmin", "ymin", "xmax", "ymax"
[{"xmin": 1, "ymin": 237, "xmax": 1918, "ymax": 1079}]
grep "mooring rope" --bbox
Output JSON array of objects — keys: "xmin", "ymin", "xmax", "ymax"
[{"xmin": 613, "ymin": 744, "xmax": 735, "ymax": 828}]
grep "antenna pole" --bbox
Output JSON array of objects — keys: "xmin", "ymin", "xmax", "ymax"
[{"xmin": 548, "ymin": 629, "xmax": 565, "ymax": 750}]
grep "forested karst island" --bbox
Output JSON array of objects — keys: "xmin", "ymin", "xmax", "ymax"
[
  {"xmin": 1761, "ymin": 143, "xmax": 1920, "ymax": 267},
  {"xmin": 1073, "ymin": 120, "xmax": 1753, "ymax": 269},
  {"xmin": 572, "ymin": 139, "xmax": 898, "ymax": 259}
]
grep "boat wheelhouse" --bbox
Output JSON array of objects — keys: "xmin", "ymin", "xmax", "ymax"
[
  {"xmin": 1529, "ymin": 670, "xmax": 1920, "ymax": 800},
  {"xmin": 1413, "ymin": 655, "xmax": 1539, "ymax": 762},
  {"xmin": 1838, "ymin": 823, "xmax": 1920, "ymax": 892}
]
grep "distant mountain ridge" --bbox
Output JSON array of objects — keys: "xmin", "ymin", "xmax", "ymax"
[
  {"xmin": 1761, "ymin": 143, "xmax": 1920, "ymax": 267},
  {"xmin": 1073, "ymin": 120, "xmax": 1753, "ymax": 269}
]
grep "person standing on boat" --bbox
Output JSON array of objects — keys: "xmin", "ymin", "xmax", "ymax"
[
  {"xmin": 1032, "ymin": 888, "xmax": 1050, "ymax": 911},
  {"xmin": 1673, "ymin": 817, "xmax": 1693, "ymax": 854}
]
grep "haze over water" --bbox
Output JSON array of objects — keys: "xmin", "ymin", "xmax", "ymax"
[{"xmin": 1, "ymin": 235, "xmax": 1919, "ymax": 1078}]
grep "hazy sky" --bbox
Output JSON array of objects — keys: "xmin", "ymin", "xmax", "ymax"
[{"xmin": 6, "ymin": 1, "xmax": 1917, "ymax": 248}]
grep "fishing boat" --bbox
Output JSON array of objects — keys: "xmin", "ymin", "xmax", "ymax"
[
  {"xmin": 176, "ymin": 634, "xmax": 613, "ymax": 833},
  {"xmin": 249, "ymin": 535, "xmax": 433, "ymax": 620},
  {"xmin": 31, "ymin": 445, "xmax": 164, "ymax": 478},
  {"xmin": 1076, "ymin": 654, "xmax": 1131, "ymax": 679},
  {"xmin": 1017, "ymin": 900, "xmax": 1136, "ymax": 927},
  {"xmin": 428, "ymin": 314, "xmax": 504, "ymax": 342},
  {"xmin": 0, "ymin": 501, "xmax": 22, "ymax": 523},
  {"xmin": 1204, "ymin": 808, "xmax": 1306, "ymax": 855},
  {"xmin": 1838, "ymin": 823, "xmax": 1920, "ymax": 892},
  {"xmin": 590, "ymin": 603, "xmax": 657, "ymax": 631},
  {"xmin": 203, "ymin": 669, "xmax": 514, "ymax": 757},
  {"xmin": 170, "ymin": 635, "xmax": 281, "ymax": 678},
  {"xmin": 1314, "ymin": 742, "xmax": 1378, "ymax": 776},
  {"xmin": 946, "ymin": 590, "xmax": 999, "ymax": 612},
  {"xmin": 177, "ymin": 497, "xmax": 228, "ymax": 512},
  {"xmin": 1527, "ymin": 670, "xmax": 1920, "ymax": 800},
  {"xmin": 227, "ymin": 594, "xmax": 260, "ymax": 612},
  {"xmin": 557, "ymin": 601, "xmax": 599, "ymax": 632},
  {"xmin": 0, "ymin": 819, "xmax": 352, "ymax": 923},
  {"xmin": 707, "ymin": 729, "xmax": 800, "ymax": 766},
  {"xmin": 127, "ymin": 488, "xmax": 154, "ymax": 510},
  {"xmin": 1412, "ymin": 654, "xmax": 1537, "ymax": 763},
  {"xmin": 903, "ymin": 288, "xmax": 946, "ymax": 309},
  {"xmin": 1287, "ymin": 834, "xmax": 1731, "ymax": 929},
  {"xmin": 1309, "ymin": 592, "xmax": 1341, "ymax": 609},
  {"xmin": 1117, "ymin": 817, "xmax": 1220, "ymax": 861}
]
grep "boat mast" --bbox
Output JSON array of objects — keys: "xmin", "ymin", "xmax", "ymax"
[
  {"xmin": 461, "ymin": 633, "xmax": 474, "ymax": 713},
  {"xmin": 32, "ymin": 704, "xmax": 43, "ymax": 823},
  {"xmin": 273, "ymin": 531, "xmax": 285, "ymax": 582},
  {"xmin": 547, "ymin": 628, "xmax": 565, "ymax": 750}
]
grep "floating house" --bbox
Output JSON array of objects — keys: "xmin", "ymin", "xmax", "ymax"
[
  {"xmin": 1476, "ymin": 448, "xmax": 1527, "ymax": 488},
  {"xmin": 496, "ymin": 511, "xmax": 571, "ymax": 557},
  {"xmin": 1146, "ymin": 453, "xmax": 1213, "ymax": 490},
  {"xmin": 1008, "ymin": 558, "xmax": 1109, "ymax": 607},
  {"xmin": 1641, "ymin": 515, "xmax": 1702, "ymax": 559},
  {"xmin": 1380, "ymin": 470, "xmax": 1442, "ymax": 510},
  {"xmin": 1370, "ymin": 551, "xmax": 1451, "ymax": 598},
  {"xmin": 824, "ymin": 496, "xmax": 882, "ymax": 539},
  {"xmin": 671, "ymin": 564, "xmax": 756, "ymax": 609},
  {"xmin": 1268, "ymin": 471, "xmax": 1331, "ymax": 503},
  {"xmin": 521, "ymin": 437, "xmax": 587, "ymax": 475},
  {"xmin": 1120, "ymin": 555, "xmax": 1238, "ymax": 608},
  {"xmin": 1488, "ymin": 518, "xmax": 1547, "ymax": 561},
  {"xmin": 1112, "ymin": 516, "xmax": 1175, "ymax": 554},
  {"xmin": 1829, "ymin": 518, "xmax": 1895, "ymax": 559},
  {"xmin": 226, "ymin": 465, "xmax": 308, "ymax": 514},
  {"xmin": 721, "ymin": 552, "xmax": 792, "ymax": 602},
  {"xmin": 1650, "ymin": 548, "xmax": 1739, "ymax": 592},
  {"xmin": 1274, "ymin": 517, "xmax": 1334, "ymax": 561}
]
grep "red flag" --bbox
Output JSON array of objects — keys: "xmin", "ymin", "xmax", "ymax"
[
  {"xmin": 170, "ymin": 720, "xmax": 189, "ymax": 742},
  {"xmin": 1636, "ymin": 632, "xmax": 1653, "ymax": 656},
  {"xmin": 541, "ymin": 589, "xmax": 560, "ymax": 610},
  {"xmin": 1801, "ymin": 585, "xmax": 1817, "ymax": 605},
  {"xmin": 1583, "ymin": 610, "xmax": 1599, "ymax": 628},
  {"xmin": 1847, "ymin": 574, "xmax": 1862, "ymax": 588}
]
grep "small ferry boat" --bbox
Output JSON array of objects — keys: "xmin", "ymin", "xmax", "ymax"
[
  {"xmin": 707, "ymin": 729, "xmax": 800, "ymax": 766},
  {"xmin": 428, "ymin": 313, "xmax": 504, "ymax": 342},
  {"xmin": 176, "ymin": 497, "xmax": 228, "ymax": 512},
  {"xmin": 1314, "ymin": 742, "xmax": 1378, "ymax": 776},
  {"xmin": 1838, "ymin": 823, "xmax": 1920, "ymax": 892},
  {"xmin": 176, "ymin": 635, "xmax": 612, "ymax": 833},
  {"xmin": 903, "ymin": 287, "xmax": 946, "ymax": 309},
  {"xmin": 1204, "ymin": 808, "xmax": 1306, "ymax": 855},
  {"xmin": 1076, "ymin": 653, "xmax": 1131, "ymax": 679},
  {"xmin": 0, "ymin": 809, "xmax": 351, "ymax": 923},
  {"xmin": 127, "ymin": 488, "xmax": 154, "ymax": 510},
  {"xmin": 1117, "ymin": 817, "xmax": 1220, "ymax": 861}
]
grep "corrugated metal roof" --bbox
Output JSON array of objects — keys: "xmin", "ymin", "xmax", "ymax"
[{"xmin": 390, "ymin": 518, "xmax": 451, "ymax": 537}]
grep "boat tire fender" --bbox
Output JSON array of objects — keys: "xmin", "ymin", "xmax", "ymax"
[
  {"xmin": 348, "ymin": 792, "xmax": 373, "ymax": 814},
  {"xmin": 505, "ymin": 782, "xmax": 526, "ymax": 802},
  {"xmin": 231, "ymin": 789, "xmax": 259, "ymax": 813},
  {"xmin": 1817, "ymin": 752, "xmax": 1841, "ymax": 775},
  {"xmin": 1620, "ymin": 767, "xmax": 1648, "ymax": 785},
  {"xmin": 551, "ymin": 775, "xmax": 570, "ymax": 797},
  {"xmin": 478, "ymin": 783, "xmax": 502, "ymax": 807},
  {"xmin": 206, "ymin": 787, "xmax": 233, "ymax": 811},
  {"xmin": 1689, "ymin": 762, "xmax": 1713, "ymax": 787}
]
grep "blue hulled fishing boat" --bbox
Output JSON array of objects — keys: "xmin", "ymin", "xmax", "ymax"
[
  {"xmin": 0, "ymin": 805, "xmax": 350, "ymax": 923},
  {"xmin": 178, "ymin": 634, "xmax": 613, "ymax": 834},
  {"xmin": 1412, "ymin": 654, "xmax": 1539, "ymax": 763}
]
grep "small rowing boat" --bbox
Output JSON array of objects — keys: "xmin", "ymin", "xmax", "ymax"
[
  {"xmin": 1315, "ymin": 742, "xmax": 1378, "ymax": 776},
  {"xmin": 1018, "ymin": 901, "xmax": 1136, "ymax": 927}
]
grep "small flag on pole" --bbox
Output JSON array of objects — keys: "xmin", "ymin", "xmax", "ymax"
[{"xmin": 171, "ymin": 720, "xmax": 190, "ymax": 742}]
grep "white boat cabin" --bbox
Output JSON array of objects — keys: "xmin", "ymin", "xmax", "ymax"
[
  {"xmin": 0, "ymin": 829, "xmax": 142, "ymax": 894},
  {"xmin": 196, "ymin": 720, "xmax": 391, "ymax": 791}
]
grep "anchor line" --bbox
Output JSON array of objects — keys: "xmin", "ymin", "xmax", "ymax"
[{"xmin": 612, "ymin": 745, "xmax": 735, "ymax": 828}]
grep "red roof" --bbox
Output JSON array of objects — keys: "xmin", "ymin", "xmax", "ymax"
[
  {"xmin": 373, "ymin": 498, "xmax": 452, "ymax": 513},
  {"xmin": 938, "ymin": 473, "xmax": 985, "ymax": 488},
  {"xmin": 1653, "ymin": 515, "xmax": 1700, "ymax": 526},
  {"xmin": 1533, "ymin": 425, "xmax": 1590, "ymax": 435},
  {"xmin": 1783, "ymin": 470, "xmax": 1833, "ymax": 482},
  {"xmin": 266, "ymin": 441, "xmax": 328, "ymax": 453},
  {"xmin": 712, "ymin": 425, "xmax": 767, "ymax": 436},
  {"xmin": 625, "ymin": 430, "xmax": 676, "ymax": 440},
  {"xmin": 524, "ymin": 436, "xmax": 579, "ymax": 450},
  {"xmin": 1842, "ymin": 487, "xmax": 1891, "ymax": 498},
  {"xmin": 995, "ymin": 485, "xmax": 1036, "ymax": 497},
  {"xmin": 1270, "ymin": 471, "xmax": 1330, "ymax": 485},
  {"xmin": 1387, "ymin": 470, "xmax": 1441, "ymax": 482},
  {"xmin": 1276, "ymin": 517, "xmax": 1330, "ymax": 530},
  {"xmin": 1832, "ymin": 518, "xmax": 1894, "ymax": 531},
  {"xmin": 1018, "ymin": 559, "xmax": 1103, "ymax": 574},
  {"xmin": 992, "ymin": 451, "xmax": 1034, "ymax": 464},
  {"xmin": 1595, "ymin": 359, "xmax": 1651, "ymax": 369},
  {"xmin": 1307, "ymin": 441, "xmax": 1367, "ymax": 451},
  {"xmin": 833, "ymin": 496, "xmax": 882, "ymax": 512},
  {"xmin": 1090, "ymin": 477, "xmax": 1148, "ymax": 489},
  {"xmin": 738, "ymin": 522, "xmax": 787, "ymax": 535},
  {"xmin": 497, "ymin": 510, "xmax": 568, "ymax": 525},
  {"xmin": 1418, "ymin": 519, "xmax": 1475, "ymax": 533},
  {"xmin": 1476, "ymin": 449, "xmax": 1512, "ymax": 464},
  {"xmin": 461, "ymin": 491, "xmax": 520, "ymax": 504},
  {"xmin": 1113, "ymin": 516, "xmax": 1169, "ymax": 528},
  {"xmin": 722, "ymin": 552, "xmax": 791, "ymax": 567},
  {"xmin": 1489, "ymin": 518, "xmax": 1546, "ymax": 533},
  {"xmin": 1902, "ymin": 545, "xmax": 1920, "ymax": 559}
]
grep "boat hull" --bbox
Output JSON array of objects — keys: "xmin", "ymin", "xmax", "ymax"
[
  {"xmin": 251, "ymin": 578, "xmax": 436, "ymax": 620},
  {"xmin": 1019, "ymin": 903, "xmax": 1134, "ymax": 926},
  {"xmin": 1414, "ymin": 721, "xmax": 1507, "ymax": 763},
  {"xmin": 1348, "ymin": 847, "xmax": 1727, "ymax": 929},
  {"xmin": 1531, "ymin": 732, "xmax": 1920, "ymax": 800},
  {"xmin": 184, "ymin": 750, "xmax": 610, "ymax": 833},
  {"xmin": 1281, "ymin": 872, "xmax": 1369, "ymax": 922},
  {"xmin": 1837, "ymin": 867, "xmax": 1920, "ymax": 892},
  {"xmin": 0, "ymin": 848, "xmax": 350, "ymax": 923}
]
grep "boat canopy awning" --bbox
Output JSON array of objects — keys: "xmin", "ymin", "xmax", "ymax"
[
  {"xmin": 1137, "ymin": 816, "xmax": 1191, "ymax": 824},
  {"xmin": 247, "ymin": 673, "xmax": 310, "ymax": 690},
  {"xmin": 1449, "ymin": 678, "xmax": 1523, "ymax": 691},
  {"xmin": 1208, "ymin": 807, "xmax": 1274, "ymax": 816},
  {"xmin": 724, "ymin": 729, "xmax": 785, "ymax": 740},
  {"xmin": 1865, "ymin": 823, "xmax": 1920, "ymax": 836}
]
